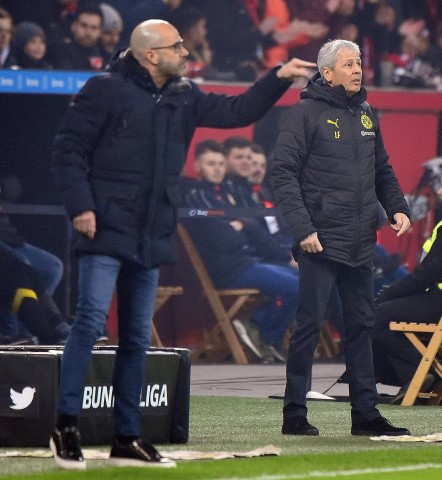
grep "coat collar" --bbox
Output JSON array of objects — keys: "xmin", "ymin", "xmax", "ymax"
[{"xmin": 108, "ymin": 48, "xmax": 192, "ymax": 95}]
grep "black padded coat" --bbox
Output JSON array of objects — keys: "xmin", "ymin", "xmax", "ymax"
[
  {"xmin": 52, "ymin": 49, "xmax": 291, "ymax": 268},
  {"xmin": 271, "ymin": 74, "xmax": 410, "ymax": 266}
]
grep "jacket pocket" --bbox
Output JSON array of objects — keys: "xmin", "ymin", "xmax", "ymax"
[{"xmin": 93, "ymin": 180, "xmax": 141, "ymax": 234}]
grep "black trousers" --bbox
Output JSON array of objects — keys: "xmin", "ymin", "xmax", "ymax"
[
  {"xmin": 373, "ymin": 289, "xmax": 442, "ymax": 386},
  {"xmin": 284, "ymin": 253, "xmax": 380, "ymax": 424}
]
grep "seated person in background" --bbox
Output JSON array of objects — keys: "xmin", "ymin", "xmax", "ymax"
[
  {"xmin": 181, "ymin": 139, "xmax": 300, "ymax": 363},
  {"xmin": 373, "ymin": 207, "xmax": 409, "ymax": 296},
  {"xmin": 0, "ymin": 177, "xmax": 70, "ymax": 343},
  {"xmin": 11, "ymin": 21, "xmax": 53, "ymax": 70},
  {"xmin": 47, "ymin": 3, "xmax": 104, "ymax": 71},
  {"xmin": 98, "ymin": 2, "xmax": 123, "ymax": 66},
  {"xmin": 224, "ymin": 137, "xmax": 298, "ymax": 268},
  {"xmin": 250, "ymin": 143, "xmax": 294, "ymax": 254},
  {"xmin": 222, "ymin": 136, "xmax": 257, "ymax": 208},
  {"xmin": 373, "ymin": 242, "xmax": 408, "ymax": 297},
  {"xmin": 0, "ymin": 246, "xmax": 71, "ymax": 345},
  {"xmin": 0, "ymin": 177, "xmax": 63, "ymax": 295},
  {"xmin": 373, "ymin": 187, "xmax": 442, "ymax": 404}
]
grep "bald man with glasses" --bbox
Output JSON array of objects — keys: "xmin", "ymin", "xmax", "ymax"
[{"xmin": 50, "ymin": 18, "xmax": 315, "ymax": 470}]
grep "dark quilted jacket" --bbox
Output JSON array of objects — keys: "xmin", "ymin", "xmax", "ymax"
[
  {"xmin": 52, "ymin": 49, "xmax": 291, "ymax": 267},
  {"xmin": 272, "ymin": 73, "xmax": 410, "ymax": 266}
]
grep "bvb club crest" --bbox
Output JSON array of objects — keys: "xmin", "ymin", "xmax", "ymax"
[{"xmin": 361, "ymin": 114, "xmax": 373, "ymax": 129}]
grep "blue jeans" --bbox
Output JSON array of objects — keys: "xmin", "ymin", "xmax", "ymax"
[
  {"xmin": 227, "ymin": 263, "xmax": 299, "ymax": 348},
  {"xmin": 57, "ymin": 254, "xmax": 159, "ymax": 437},
  {"xmin": 0, "ymin": 241, "xmax": 63, "ymax": 294},
  {"xmin": 0, "ymin": 241, "xmax": 64, "ymax": 336}
]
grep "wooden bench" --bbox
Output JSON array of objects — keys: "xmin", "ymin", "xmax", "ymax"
[{"xmin": 389, "ymin": 316, "xmax": 442, "ymax": 406}]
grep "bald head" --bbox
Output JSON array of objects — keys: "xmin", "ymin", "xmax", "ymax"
[
  {"xmin": 130, "ymin": 19, "xmax": 179, "ymax": 63},
  {"xmin": 129, "ymin": 19, "xmax": 188, "ymax": 88}
]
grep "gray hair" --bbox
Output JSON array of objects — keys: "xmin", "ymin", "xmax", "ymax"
[{"xmin": 317, "ymin": 39, "xmax": 360, "ymax": 81}]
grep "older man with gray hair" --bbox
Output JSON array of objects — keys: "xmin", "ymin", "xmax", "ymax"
[{"xmin": 272, "ymin": 39, "xmax": 411, "ymax": 437}]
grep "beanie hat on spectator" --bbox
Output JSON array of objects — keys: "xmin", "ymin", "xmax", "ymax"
[
  {"xmin": 99, "ymin": 3, "xmax": 123, "ymax": 31},
  {"xmin": 14, "ymin": 21, "xmax": 46, "ymax": 51}
]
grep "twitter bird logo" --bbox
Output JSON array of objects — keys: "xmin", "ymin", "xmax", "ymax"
[{"xmin": 10, "ymin": 387, "xmax": 36, "ymax": 410}]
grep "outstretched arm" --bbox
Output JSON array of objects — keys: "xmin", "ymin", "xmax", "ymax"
[{"xmin": 276, "ymin": 58, "xmax": 316, "ymax": 82}]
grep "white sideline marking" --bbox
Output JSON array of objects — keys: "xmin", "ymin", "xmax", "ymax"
[{"xmin": 215, "ymin": 463, "xmax": 442, "ymax": 480}]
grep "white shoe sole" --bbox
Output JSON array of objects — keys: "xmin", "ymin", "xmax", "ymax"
[
  {"xmin": 108, "ymin": 457, "xmax": 176, "ymax": 468},
  {"xmin": 49, "ymin": 438, "xmax": 87, "ymax": 470},
  {"xmin": 232, "ymin": 319, "xmax": 263, "ymax": 358}
]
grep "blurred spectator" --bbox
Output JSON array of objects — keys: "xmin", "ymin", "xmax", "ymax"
[
  {"xmin": 284, "ymin": 0, "xmax": 337, "ymax": 62},
  {"xmin": 329, "ymin": 0, "xmax": 357, "ymax": 39},
  {"xmin": 98, "ymin": 2, "xmax": 123, "ymax": 65},
  {"xmin": 200, "ymin": 0, "xmax": 281, "ymax": 81},
  {"xmin": 242, "ymin": 0, "xmax": 292, "ymax": 68},
  {"xmin": 45, "ymin": 1, "xmax": 83, "ymax": 45},
  {"xmin": 371, "ymin": 3, "xmax": 402, "ymax": 86},
  {"xmin": 12, "ymin": 21, "xmax": 53, "ymax": 69},
  {"xmin": 223, "ymin": 136, "xmax": 257, "ymax": 206},
  {"xmin": 169, "ymin": 6, "xmax": 236, "ymax": 81},
  {"xmin": 391, "ymin": 23, "xmax": 442, "ymax": 90},
  {"xmin": 1, "ymin": 1, "xmax": 104, "ymax": 47},
  {"xmin": 418, "ymin": 22, "xmax": 442, "ymax": 72},
  {"xmin": 47, "ymin": 3, "xmax": 104, "ymax": 71},
  {"xmin": 113, "ymin": 0, "xmax": 183, "ymax": 48},
  {"xmin": 401, "ymin": 0, "xmax": 442, "ymax": 41},
  {"xmin": 333, "ymin": 20, "xmax": 359, "ymax": 43},
  {"xmin": 0, "ymin": 7, "xmax": 16, "ymax": 68}
]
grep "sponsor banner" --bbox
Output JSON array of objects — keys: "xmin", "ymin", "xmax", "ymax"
[
  {"xmin": 0, "ymin": 347, "xmax": 190, "ymax": 446},
  {"xmin": 81, "ymin": 383, "xmax": 169, "ymax": 416},
  {"xmin": 0, "ymin": 70, "xmax": 96, "ymax": 94}
]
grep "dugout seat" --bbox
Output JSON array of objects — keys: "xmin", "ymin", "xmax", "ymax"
[
  {"xmin": 177, "ymin": 223, "xmax": 264, "ymax": 364},
  {"xmin": 389, "ymin": 316, "xmax": 442, "ymax": 406}
]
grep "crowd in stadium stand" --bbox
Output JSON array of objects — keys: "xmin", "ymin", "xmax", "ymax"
[{"xmin": 0, "ymin": 0, "xmax": 441, "ymax": 89}]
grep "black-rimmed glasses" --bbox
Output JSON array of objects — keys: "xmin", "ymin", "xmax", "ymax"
[{"xmin": 150, "ymin": 39, "xmax": 184, "ymax": 53}]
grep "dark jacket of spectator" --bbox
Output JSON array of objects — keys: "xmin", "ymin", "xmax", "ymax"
[
  {"xmin": 181, "ymin": 179, "xmax": 288, "ymax": 286},
  {"xmin": 201, "ymin": 0, "xmax": 274, "ymax": 80},
  {"xmin": 48, "ymin": 36, "xmax": 103, "ymax": 70}
]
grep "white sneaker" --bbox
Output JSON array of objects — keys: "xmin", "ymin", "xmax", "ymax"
[{"xmin": 232, "ymin": 319, "xmax": 263, "ymax": 358}]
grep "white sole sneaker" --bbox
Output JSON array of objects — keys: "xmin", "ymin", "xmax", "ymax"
[
  {"xmin": 232, "ymin": 319, "xmax": 263, "ymax": 358},
  {"xmin": 108, "ymin": 457, "xmax": 176, "ymax": 468},
  {"xmin": 49, "ymin": 437, "xmax": 87, "ymax": 470}
]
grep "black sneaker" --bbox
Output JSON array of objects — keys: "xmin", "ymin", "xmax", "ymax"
[
  {"xmin": 351, "ymin": 416, "xmax": 411, "ymax": 436},
  {"xmin": 108, "ymin": 438, "xmax": 176, "ymax": 468},
  {"xmin": 282, "ymin": 416, "xmax": 320, "ymax": 436},
  {"xmin": 49, "ymin": 427, "xmax": 86, "ymax": 470}
]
